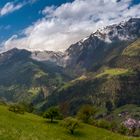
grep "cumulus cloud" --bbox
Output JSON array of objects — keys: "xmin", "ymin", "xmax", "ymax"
[{"xmin": 2, "ymin": 0, "xmax": 140, "ymax": 52}]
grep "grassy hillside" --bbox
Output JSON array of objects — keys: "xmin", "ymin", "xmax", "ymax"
[
  {"xmin": 96, "ymin": 68, "xmax": 133, "ymax": 78},
  {"xmin": 123, "ymin": 39, "xmax": 140, "ymax": 57},
  {"xmin": 43, "ymin": 70, "xmax": 140, "ymax": 115},
  {"xmin": 0, "ymin": 105, "xmax": 139, "ymax": 140},
  {"xmin": 109, "ymin": 39, "xmax": 140, "ymax": 70}
]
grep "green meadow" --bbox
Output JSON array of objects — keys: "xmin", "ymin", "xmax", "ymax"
[{"xmin": 0, "ymin": 105, "xmax": 139, "ymax": 140}]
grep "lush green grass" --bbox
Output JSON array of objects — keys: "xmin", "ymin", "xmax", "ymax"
[
  {"xmin": 34, "ymin": 70, "xmax": 48, "ymax": 79},
  {"xmin": 0, "ymin": 105, "xmax": 139, "ymax": 140},
  {"xmin": 123, "ymin": 39, "xmax": 140, "ymax": 57},
  {"xmin": 96, "ymin": 68, "xmax": 133, "ymax": 78}
]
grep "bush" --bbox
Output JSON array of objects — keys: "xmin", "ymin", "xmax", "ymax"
[
  {"xmin": 19, "ymin": 102, "xmax": 34, "ymax": 113},
  {"xmin": 118, "ymin": 124, "xmax": 129, "ymax": 135},
  {"xmin": 43, "ymin": 106, "xmax": 61, "ymax": 123},
  {"xmin": 8, "ymin": 104, "xmax": 25, "ymax": 114},
  {"xmin": 61, "ymin": 117, "xmax": 80, "ymax": 134},
  {"xmin": 134, "ymin": 128, "xmax": 140, "ymax": 137},
  {"xmin": 109, "ymin": 121, "xmax": 118, "ymax": 132},
  {"xmin": 92, "ymin": 119, "xmax": 118, "ymax": 132},
  {"xmin": 96, "ymin": 119, "xmax": 111, "ymax": 129},
  {"xmin": 77, "ymin": 105, "xmax": 97, "ymax": 123}
]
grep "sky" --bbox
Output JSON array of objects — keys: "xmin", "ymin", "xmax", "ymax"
[{"xmin": 0, "ymin": 0, "xmax": 140, "ymax": 52}]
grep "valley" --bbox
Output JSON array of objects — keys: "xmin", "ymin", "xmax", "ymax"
[{"xmin": 0, "ymin": 18, "xmax": 140, "ymax": 139}]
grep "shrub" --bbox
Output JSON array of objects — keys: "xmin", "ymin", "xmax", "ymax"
[
  {"xmin": 134, "ymin": 128, "xmax": 140, "ymax": 137},
  {"xmin": 96, "ymin": 119, "xmax": 111, "ymax": 129},
  {"xmin": 18, "ymin": 102, "xmax": 34, "ymax": 113},
  {"xmin": 8, "ymin": 104, "xmax": 25, "ymax": 114},
  {"xmin": 123, "ymin": 118, "xmax": 139, "ymax": 136},
  {"xmin": 109, "ymin": 121, "xmax": 118, "ymax": 132},
  {"xmin": 118, "ymin": 124, "xmax": 129, "ymax": 135},
  {"xmin": 77, "ymin": 104, "xmax": 97, "ymax": 123},
  {"xmin": 92, "ymin": 119, "xmax": 118, "ymax": 132},
  {"xmin": 43, "ymin": 106, "xmax": 61, "ymax": 123},
  {"xmin": 61, "ymin": 117, "xmax": 80, "ymax": 134}
]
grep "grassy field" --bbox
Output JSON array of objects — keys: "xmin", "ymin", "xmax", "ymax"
[
  {"xmin": 0, "ymin": 105, "xmax": 139, "ymax": 140},
  {"xmin": 123, "ymin": 39, "xmax": 140, "ymax": 57},
  {"xmin": 96, "ymin": 68, "xmax": 133, "ymax": 78}
]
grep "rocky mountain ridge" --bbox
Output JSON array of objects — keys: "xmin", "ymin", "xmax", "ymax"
[{"xmin": 29, "ymin": 18, "xmax": 140, "ymax": 72}]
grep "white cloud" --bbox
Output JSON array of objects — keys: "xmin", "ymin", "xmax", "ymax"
[
  {"xmin": 0, "ymin": 0, "xmax": 38, "ymax": 16},
  {"xmin": 2, "ymin": 0, "xmax": 140, "ymax": 52},
  {"xmin": 0, "ymin": 2, "xmax": 24, "ymax": 16}
]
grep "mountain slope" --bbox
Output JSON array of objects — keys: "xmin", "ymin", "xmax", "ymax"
[
  {"xmin": 41, "ymin": 38, "xmax": 140, "ymax": 115},
  {"xmin": 123, "ymin": 39, "xmax": 140, "ymax": 57},
  {"xmin": 0, "ymin": 18, "xmax": 140, "ymax": 113},
  {"xmin": 64, "ymin": 18, "xmax": 140, "ymax": 74},
  {"xmin": 109, "ymin": 38, "xmax": 140, "ymax": 71},
  {"xmin": 0, "ymin": 48, "xmax": 68, "ymax": 104}
]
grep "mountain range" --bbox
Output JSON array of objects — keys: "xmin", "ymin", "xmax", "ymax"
[{"xmin": 0, "ymin": 18, "xmax": 140, "ymax": 115}]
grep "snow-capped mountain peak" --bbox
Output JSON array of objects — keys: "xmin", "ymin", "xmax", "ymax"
[{"xmin": 29, "ymin": 18, "xmax": 140, "ymax": 68}]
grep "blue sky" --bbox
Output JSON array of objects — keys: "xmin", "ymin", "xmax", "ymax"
[
  {"xmin": 0, "ymin": 0, "xmax": 73, "ymax": 41},
  {"xmin": 0, "ymin": 0, "xmax": 140, "ymax": 52},
  {"xmin": 133, "ymin": 0, "xmax": 140, "ymax": 4}
]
